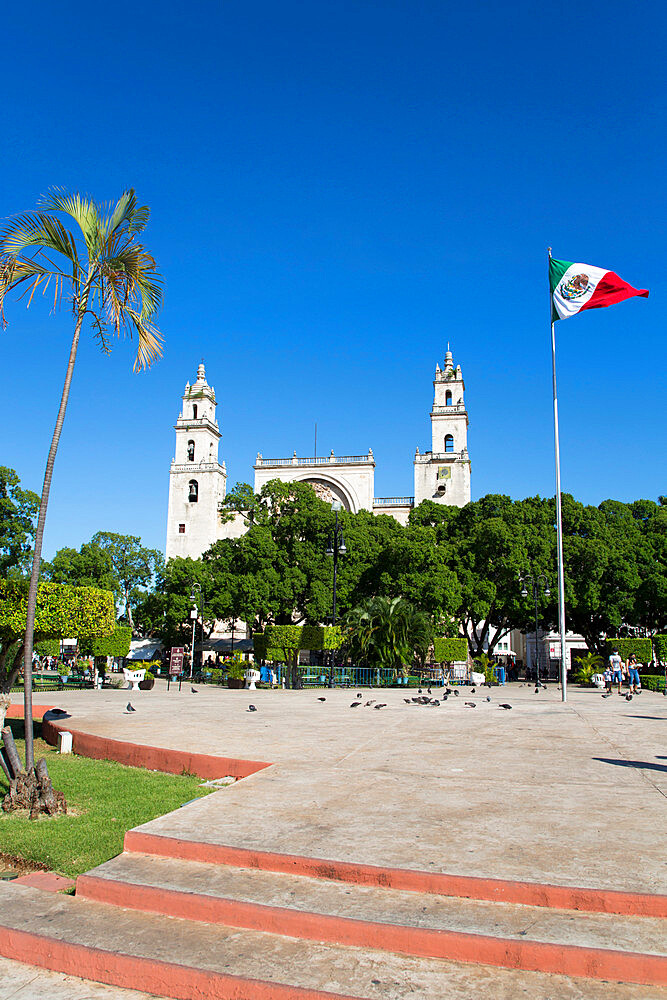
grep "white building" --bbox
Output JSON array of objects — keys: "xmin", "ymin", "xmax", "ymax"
[{"xmin": 166, "ymin": 350, "xmax": 472, "ymax": 561}]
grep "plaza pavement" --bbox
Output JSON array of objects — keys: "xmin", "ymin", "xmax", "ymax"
[
  {"xmin": 14, "ymin": 679, "xmax": 667, "ymax": 893},
  {"xmin": 3, "ymin": 680, "xmax": 666, "ymax": 999}
]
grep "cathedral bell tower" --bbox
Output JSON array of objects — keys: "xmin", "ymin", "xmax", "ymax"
[
  {"xmin": 413, "ymin": 347, "xmax": 471, "ymax": 507},
  {"xmin": 165, "ymin": 363, "xmax": 227, "ymax": 560}
]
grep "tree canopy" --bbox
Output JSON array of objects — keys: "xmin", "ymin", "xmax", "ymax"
[{"xmin": 0, "ymin": 467, "xmax": 39, "ymax": 578}]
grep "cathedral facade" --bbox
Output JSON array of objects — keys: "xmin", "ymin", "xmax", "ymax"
[{"xmin": 165, "ymin": 350, "xmax": 471, "ymax": 561}]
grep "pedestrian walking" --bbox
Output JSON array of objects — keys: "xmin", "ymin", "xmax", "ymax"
[
  {"xmin": 609, "ymin": 649, "xmax": 623, "ymax": 695},
  {"xmin": 626, "ymin": 654, "xmax": 641, "ymax": 695}
]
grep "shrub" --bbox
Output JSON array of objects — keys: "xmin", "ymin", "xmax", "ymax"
[
  {"xmin": 34, "ymin": 638, "xmax": 60, "ymax": 656},
  {"xmin": 653, "ymin": 635, "xmax": 667, "ymax": 664},
  {"xmin": 638, "ymin": 674, "xmax": 666, "ymax": 693},
  {"xmin": 433, "ymin": 637, "xmax": 468, "ymax": 662},
  {"xmin": 573, "ymin": 652, "xmax": 603, "ymax": 685},
  {"xmin": 605, "ymin": 638, "xmax": 652, "ymax": 664},
  {"xmin": 80, "ymin": 625, "xmax": 132, "ymax": 658}
]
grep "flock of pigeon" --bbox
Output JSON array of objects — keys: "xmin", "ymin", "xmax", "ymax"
[{"xmin": 342, "ymin": 684, "xmax": 514, "ymax": 711}]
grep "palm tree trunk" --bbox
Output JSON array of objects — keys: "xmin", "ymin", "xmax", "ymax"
[{"xmin": 22, "ymin": 288, "xmax": 90, "ymax": 769}]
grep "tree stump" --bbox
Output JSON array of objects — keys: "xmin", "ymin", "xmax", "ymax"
[{"xmin": 2, "ymin": 757, "xmax": 67, "ymax": 818}]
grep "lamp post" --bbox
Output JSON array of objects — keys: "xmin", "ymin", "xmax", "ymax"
[
  {"xmin": 519, "ymin": 571, "xmax": 550, "ymax": 686},
  {"xmin": 326, "ymin": 500, "xmax": 347, "ymax": 686},
  {"xmin": 189, "ymin": 582, "xmax": 202, "ymax": 679}
]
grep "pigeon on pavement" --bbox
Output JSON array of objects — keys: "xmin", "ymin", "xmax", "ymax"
[
  {"xmin": 350, "ymin": 701, "xmax": 361, "ymax": 708},
  {"xmin": 403, "ymin": 698, "xmax": 412, "ymax": 704},
  {"xmin": 453, "ymin": 690, "xmax": 459, "ymax": 697},
  {"xmin": 365, "ymin": 700, "xmax": 375, "ymax": 706},
  {"xmin": 191, "ymin": 687, "xmax": 198, "ymax": 693},
  {"xmin": 499, "ymin": 704, "xmax": 512, "ymax": 710},
  {"xmin": 317, "ymin": 697, "xmax": 326, "ymax": 702},
  {"xmin": 626, "ymin": 693, "xmax": 633, "ymax": 701},
  {"xmin": 356, "ymin": 693, "xmax": 362, "ymax": 699},
  {"xmin": 247, "ymin": 705, "xmax": 257, "ymax": 712},
  {"xmin": 465, "ymin": 701, "xmax": 477, "ymax": 708},
  {"xmin": 373, "ymin": 703, "xmax": 387, "ymax": 710},
  {"xmin": 601, "ymin": 693, "xmax": 612, "ymax": 699},
  {"xmin": 126, "ymin": 703, "xmax": 136, "ymax": 713},
  {"xmin": 486, "ymin": 696, "xmax": 491, "ymax": 702}
]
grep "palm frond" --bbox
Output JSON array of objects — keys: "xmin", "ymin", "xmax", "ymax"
[
  {"xmin": 106, "ymin": 190, "xmax": 150, "ymax": 237},
  {"xmin": 0, "ymin": 213, "xmax": 79, "ymax": 267},
  {"xmin": 0, "ymin": 258, "xmax": 70, "ymax": 324},
  {"xmin": 38, "ymin": 188, "xmax": 103, "ymax": 260}
]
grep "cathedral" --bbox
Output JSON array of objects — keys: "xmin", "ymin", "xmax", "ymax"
[{"xmin": 165, "ymin": 349, "xmax": 471, "ymax": 561}]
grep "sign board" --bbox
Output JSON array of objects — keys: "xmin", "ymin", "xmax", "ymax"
[
  {"xmin": 169, "ymin": 646, "xmax": 184, "ymax": 675},
  {"xmin": 549, "ymin": 643, "xmax": 561, "ymax": 658}
]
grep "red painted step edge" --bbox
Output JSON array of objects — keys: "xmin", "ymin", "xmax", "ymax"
[
  {"xmin": 5, "ymin": 705, "xmax": 55, "ymax": 720},
  {"xmin": 124, "ymin": 830, "xmax": 667, "ymax": 919},
  {"xmin": 41, "ymin": 719, "xmax": 271, "ymax": 780},
  {"xmin": 76, "ymin": 874, "xmax": 667, "ymax": 987},
  {"xmin": 0, "ymin": 926, "xmax": 358, "ymax": 1000}
]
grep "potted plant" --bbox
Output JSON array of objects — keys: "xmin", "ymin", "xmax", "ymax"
[
  {"xmin": 60, "ymin": 660, "xmax": 72, "ymax": 684},
  {"xmin": 226, "ymin": 657, "xmax": 246, "ymax": 689}
]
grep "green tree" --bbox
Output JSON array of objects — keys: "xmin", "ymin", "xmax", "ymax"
[
  {"xmin": 91, "ymin": 532, "xmax": 163, "ymax": 628},
  {"xmin": 0, "ymin": 188, "xmax": 163, "ymax": 767},
  {"xmin": 411, "ymin": 495, "xmax": 556, "ymax": 657},
  {"xmin": 562, "ymin": 497, "xmax": 648, "ymax": 653},
  {"xmin": 42, "ymin": 541, "xmax": 117, "ymax": 596},
  {"xmin": 0, "ymin": 580, "xmax": 115, "ymax": 692},
  {"xmin": 0, "ymin": 467, "xmax": 40, "ymax": 578}
]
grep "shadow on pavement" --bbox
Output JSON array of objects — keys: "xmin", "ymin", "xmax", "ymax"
[{"xmin": 593, "ymin": 757, "xmax": 667, "ymax": 773}]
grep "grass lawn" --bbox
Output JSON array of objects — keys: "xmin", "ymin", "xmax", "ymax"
[{"xmin": 0, "ymin": 720, "xmax": 214, "ymax": 878}]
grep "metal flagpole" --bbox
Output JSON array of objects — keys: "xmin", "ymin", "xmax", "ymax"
[{"xmin": 548, "ymin": 247, "xmax": 568, "ymax": 703}]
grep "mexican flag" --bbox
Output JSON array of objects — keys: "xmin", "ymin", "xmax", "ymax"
[{"xmin": 550, "ymin": 258, "xmax": 648, "ymax": 321}]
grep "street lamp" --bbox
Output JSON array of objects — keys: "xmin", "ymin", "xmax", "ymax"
[
  {"xmin": 326, "ymin": 500, "xmax": 347, "ymax": 686},
  {"xmin": 519, "ymin": 570, "xmax": 550, "ymax": 686},
  {"xmin": 189, "ymin": 581, "xmax": 202, "ymax": 679}
]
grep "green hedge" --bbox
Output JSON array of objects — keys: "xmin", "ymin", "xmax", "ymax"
[
  {"xmin": 433, "ymin": 637, "xmax": 468, "ymax": 662},
  {"xmin": 605, "ymin": 638, "xmax": 653, "ymax": 663},
  {"xmin": 80, "ymin": 625, "xmax": 132, "ymax": 658},
  {"xmin": 653, "ymin": 635, "xmax": 667, "ymax": 664},
  {"xmin": 34, "ymin": 638, "xmax": 60, "ymax": 656},
  {"xmin": 638, "ymin": 674, "xmax": 666, "ymax": 693},
  {"xmin": 256, "ymin": 625, "xmax": 342, "ymax": 661},
  {"xmin": 0, "ymin": 580, "xmax": 115, "ymax": 640}
]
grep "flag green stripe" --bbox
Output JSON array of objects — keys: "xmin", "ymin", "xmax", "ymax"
[{"xmin": 549, "ymin": 257, "xmax": 573, "ymax": 292}]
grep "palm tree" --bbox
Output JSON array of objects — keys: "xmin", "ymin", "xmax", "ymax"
[
  {"xmin": 0, "ymin": 190, "xmax": 163, "ymax": 768},
  {"xmin": 344, "ymin": 596, "xmax": 432, "ymax": 676},
  {"xmin": 574, "ymin": 651, "xmax": 604, "ymax": 685}
]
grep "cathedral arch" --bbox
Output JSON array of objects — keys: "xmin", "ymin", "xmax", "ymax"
[
  {"xmin": 445, "ymin": 390, "xmax": 452, "ymax": 406},
  {"xmin": 444, "ymin": 434, "xmax": 454, "ymax": 453},
  {"xmin": 187, "ymin": 440, "xmax": 195, "ymax": 461},
  {"xmin": 293, "ymin": 474, "xmax": 358, "ymax": 513},
  {"xmin": 188, "ymin": 479, "xmax": 199, "ymax": 502},
  {"xmin": 193, "ymin": 404, "xmax": 198, "ymax": 419}
]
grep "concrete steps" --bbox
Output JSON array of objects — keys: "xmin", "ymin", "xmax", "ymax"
[
  {"xmin": 0, "ymin": 882, "xmax": 665, "ymax": 1000},
  {"xmin": 76, "ymin": 852, "xmax": 667, "ymax": 987}
]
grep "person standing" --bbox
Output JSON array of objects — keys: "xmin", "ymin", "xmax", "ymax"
[
  {"xmin": 626, "ymin": 654, "xmax": 641, "ymax": 695},
  {"xmin": 609, "ymin": 649, "xmax": 623, "ymax": 695}
]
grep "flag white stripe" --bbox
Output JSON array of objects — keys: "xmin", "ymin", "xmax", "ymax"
[{"xmin": 552, "ymin": 262, "xmax": 608, "ymax": 320}]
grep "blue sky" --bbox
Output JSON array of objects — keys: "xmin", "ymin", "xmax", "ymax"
[{"xmin": 1, "ymin": 0, "xmax": 665, "ymax": 558}]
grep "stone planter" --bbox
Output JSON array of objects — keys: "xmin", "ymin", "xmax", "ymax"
[
  {"xmin": 0, "ymin": 693, "xmax": 11, "ymax": 731},
  {"xmin": 138, "ymin": 675, "xmax": 155, "ymax": 691},
  {"xmin": 227, "ymin": 678, "xmax": 244, "ymax": 689}
]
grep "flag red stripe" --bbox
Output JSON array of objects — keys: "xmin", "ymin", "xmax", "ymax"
[{"xmin": 579, "ymin": 271, "xmax": 649, "ymax": 313}]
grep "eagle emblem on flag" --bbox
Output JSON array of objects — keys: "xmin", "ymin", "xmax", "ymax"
[{"xmin": 559, "ymin": 273, "xmax": 591, "ymax": 301}]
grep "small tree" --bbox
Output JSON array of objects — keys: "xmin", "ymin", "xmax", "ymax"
[
  {"xmin": 0, "ymin": 189, "xmax": 163, "ymax": 768},
  {"xmin": 573, "ymin": 651, "xmax": 603, "ymax": 685},
  {"xmin": 0, "ymin": 580, "xmax": 115, "ymax": 693}
]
